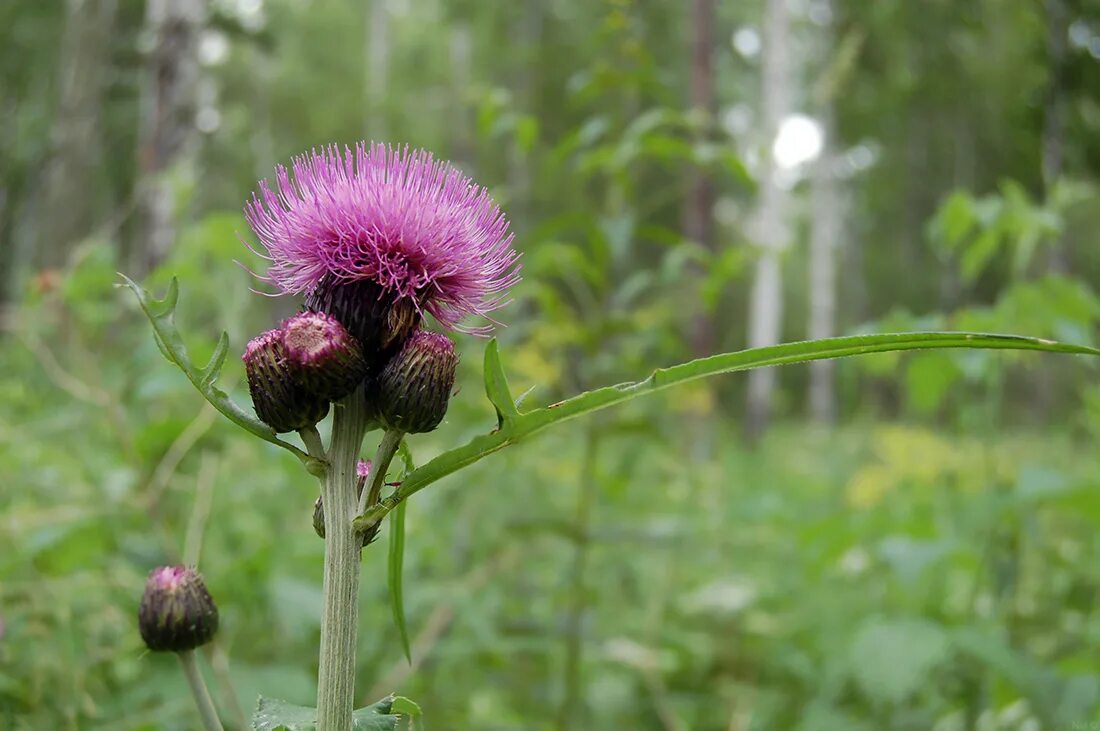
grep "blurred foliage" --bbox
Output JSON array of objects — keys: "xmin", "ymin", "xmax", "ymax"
[{"xmin": 3, "ymin": 0, "xmax": 1100, "ymax": 729}]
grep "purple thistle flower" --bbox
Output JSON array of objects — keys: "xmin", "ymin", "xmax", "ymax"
[{"xmin": 244, "ymin": 142, "xmax": 520, "ymax": 333}]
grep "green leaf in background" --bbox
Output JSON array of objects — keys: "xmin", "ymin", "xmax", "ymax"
[
  {"xmin": 387, "ymin": 443, "xmax": 417, "ymax": 663},
  {"xmin": 118, "ymin": 275, "xmax": 317, "ymax": 468},
  {"xmin": 251, "ymin": 695, "xmax": 401, "ymax": 731},
  {"xmin": 848, "ymin": 617, "xmax": 949, "ymax": 705},
  {"xmin": 356, "ymin": 331, "xmax": 1100, "ymax": 531}
]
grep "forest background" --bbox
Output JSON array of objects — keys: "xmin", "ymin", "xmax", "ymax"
[{"xmin": 4, "ymin": 1, "xmax": 1100, "ymax": 729}]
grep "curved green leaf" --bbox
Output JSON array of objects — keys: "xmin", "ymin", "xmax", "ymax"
[
  {"xmin": 356, "ymin": 331, "xmax": 1100, "ymax": 531},
  {"xmin": 387, "ymin": 442, "xmax": 416, "ymax": 664},
  {"xmin": 387, "ymin": 500, "xmax": 410, "ymax": 663},
  {"xmin": 483, "ymin": 338, "xmax": 519, "ymax": 427},
  {"xmin": 118, "ymin": 274, "xmax": 315, "ymax": 467}
]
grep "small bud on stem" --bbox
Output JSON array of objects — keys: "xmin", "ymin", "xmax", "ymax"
[
  {"xmin": 243, "ymin": 329, "xmax": 329, "ymax": 433},
  {"xmin": 138, "ymin": 565, "xmax": 219, "ymax": 653},
  {"xmin": 283, "ymin": 311, "xmax": 368, "ymax": 401},
  {"xmin": 376, "ymin": 331, "xmax": 458, "ymax": 434}
]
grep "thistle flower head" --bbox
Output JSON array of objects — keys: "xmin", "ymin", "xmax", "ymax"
[
  {"xmin": 282, "ymin": 311, "xmax": 367, "ymax": 401},
  {"xmin": 245, "ymin": 143, "xmax": 520, "ymax": 333},
  {"xmin": 138, "ymin": 565, "xmax": 219, "ymax": 653}
]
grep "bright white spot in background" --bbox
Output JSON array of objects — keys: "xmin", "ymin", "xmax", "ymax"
[
  {"xmin": 722, "ymin": 104, "xmax": 753, "ymax": 136},
  {"xmin": 1090, "ymin": 37, "xmax": 1100, "ymax": 60},
  {"xmin": 197, "ymin": 107, "xmax": 222, "ymax": 134},
  {"xmin": 233, "ymin": 0, "xmax": 266, "ymax": 32},
  {"xmin": 773, "ymin": 114, "xmax": 824, "ymax": 169},
  {"xmin": 732, "ymin": 27, "xmax": 761, "ymax": 58},
  {"xmin": 199, "ymin": 31, "xmax": 229, "ymax": 66},
  {"xmin": 807, "ymin": 0, "xmax": 833, "ymax": 26},
  {"xmin": 1069, "ymin": 20, "xmax": 1092, "ymax": 50},
  {"xmin": 845, "ymin": 143, "xmax": 876, "ymax": 172}
]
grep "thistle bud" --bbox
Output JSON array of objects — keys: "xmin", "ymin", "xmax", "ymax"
[
  {"xmin": 282, "ymin": 312, "xmax": 368, "ymax": 401},
  {"xmin": 304, "ymin": 278, "xmax": 420, "ymax": 367},
  {"xmin": 138, "ymin": 565, "xmax": 219, "ymax": 653},
  {"xmin": 376, "ymin": 330, "xmax": 458, "ymax": 434},
  {"xmin": 243, "ymin": 329, "xmax": 329, "ymax": 433}
]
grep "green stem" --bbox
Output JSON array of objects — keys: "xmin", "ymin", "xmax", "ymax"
[
  {"xmin": 358, "ymin": 430, "xmax": 403, "ymax": 516},
  {"xmin": 178, "ymin": 650, "xmax": 224, "ymax": 731},
  {"xmin": 316, "ymin": 389, "xmax": 370, "ymax": 731},
  {"xmin": 299, "ymin": 425, "xmax": 328, "ymax": 463}
]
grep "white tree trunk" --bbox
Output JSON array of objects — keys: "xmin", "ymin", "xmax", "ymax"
[
  {"xmin": 137, "ymin": 0, "xmax": 204, "ymax": 272},
  {"xmin": 744, "ymin": 0, "xmax": 793, "ymax": 441},
  {"xmin": 808, "ymin": 114, "xmax": 842, "ymax": 423},
  {"xmin": 40, "ymin": 0, "xmax": 118, "ymax": 270}
]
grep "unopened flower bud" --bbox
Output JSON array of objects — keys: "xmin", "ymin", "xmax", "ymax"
[
  {"xmin": 282, "ymin": 312, "xmax": 368, "ymax": 400},
  {"xmin": 138, "ymin": 565, "xmax": 219, "ymax": 653},
  {"xmin": 304, "ymin": 278, "xmax": 420, "ymax": 367},
  {"xmin": 243, "ymin": 329, "xmax": 329, "ymax": 433},
  {"xmin": 376, "ymin": 330, "xmax": 458, "ymax": 434}
]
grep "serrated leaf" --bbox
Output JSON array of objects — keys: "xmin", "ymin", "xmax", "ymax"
[
  {"xmin": 483, "ymin": 338, "xmax": 519, "ymax": 427},
  {"xmin": 251, "ymin": 696, "xmax": 400, "ymax": 731},
  {"xmin": 355, "ymin": 331, "xmax": 1100, "ymax": 532},
  {"xmin": 200, "ymin": 331, "xmax": 230, "ymax": 388},
  {"xmin": 118, "ymin": 274, "xmax": 313, "ymax": 466}
]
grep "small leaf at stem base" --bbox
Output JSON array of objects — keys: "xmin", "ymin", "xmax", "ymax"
[{"xmin": 251, "ymin": 695, "xmax": 401, "ymax": 731}]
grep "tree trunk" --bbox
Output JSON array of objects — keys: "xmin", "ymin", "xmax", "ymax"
[
  {"xmin": 39, "ymin": 0, "xmax": 118, "ymax": 271},
  {"xmin": 135, "ymin": 0, "xmax": 204, "ymax": 274},
  {"xmin": 744, "ymin": 0, "xmax": 793, "ymax": 442},
  {"xmin": 684, "ymin": 0, "xmax": 717, "ymax": 357},
  {"xmin": 1042, "ymin": 0, "xmax": 1068, "ymax": 273},
  {"xmin": 808, "ymin": 114, "xmax": 842, "ymax": 424}
]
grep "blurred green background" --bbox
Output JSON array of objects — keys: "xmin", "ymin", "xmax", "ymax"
[{"xmin": 4, "ymin": 0, "xmax": 1100, "ymax": 729}]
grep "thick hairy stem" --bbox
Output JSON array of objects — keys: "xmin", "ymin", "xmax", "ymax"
[
  {"xmin": 316, "ymin": 389, "xmax": 370, "ymax": 731},
  {"xmin": 178, "ymin": 650, "xmax": 224, "ymax": 731}
]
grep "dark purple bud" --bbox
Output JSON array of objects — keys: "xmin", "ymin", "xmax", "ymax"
[
  {"xmin": 138, "ymin": 565, "xmax": 219, "ymax": 653},
  {"xmin": 282, "ymin": 312, "xmax": 368, "ymax": 401},
  {"xmin": 304, "ymin": 278, "xmax": 420, "ymax": 367},
  {"xmin": 243, "ymin": 328, "xmax": 329, "ymax": 433},
  {"xmin": 376, "ymin": 330, "xmax": 458, "ymax": 434}
]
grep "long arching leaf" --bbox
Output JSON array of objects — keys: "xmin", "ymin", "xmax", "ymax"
[{"xmin": 356, "ymin": 331, "xmax": 1100, "ymax": 531}]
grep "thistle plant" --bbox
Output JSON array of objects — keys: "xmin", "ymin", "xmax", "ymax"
[{"xmin": 122, "ymin": 142, "xmax": 1100, "ymax": 731}]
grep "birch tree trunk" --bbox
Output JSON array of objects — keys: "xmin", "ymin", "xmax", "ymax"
[
  {"xmin": 744, "ymin": 0, "xmax": 792, "ymax": 442},
  {"xmin": 684, "ymin": 0, "xmax": 718, "ymax": 357},
  {"xmin": 808, "ymin": 113, "xmax": 842, "ymax": 424},
  {"xmin": 1042, "ymin": 0, "xmax": 1068, "ymax": 273},
  {"xmin": 135, "ymin": 0, "xmax": 203, "ymax": 273},
  {"xmin": 39, "ymin": 0, "xmax": 118, "ymax": 270}
]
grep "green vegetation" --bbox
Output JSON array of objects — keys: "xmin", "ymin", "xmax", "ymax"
[{"xmin": 3, "ymin": 0, "xmax": 1100, "ymax": 729}]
